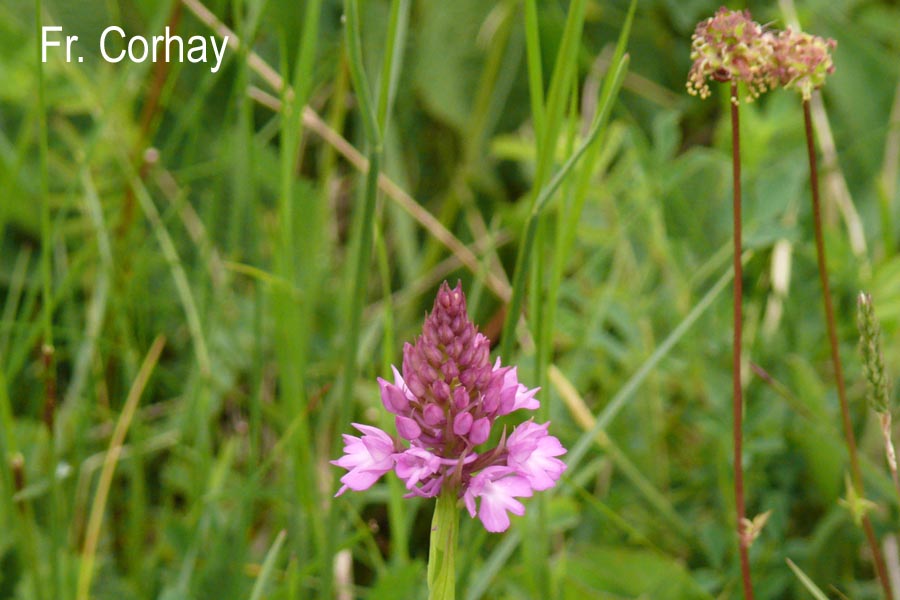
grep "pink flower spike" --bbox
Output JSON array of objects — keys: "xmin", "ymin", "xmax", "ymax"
[
  {"xmin": 506, "ymin": 421, "xmax": 567, "ymax": 491},
  {"xmin": 330, "ymin": 281, "xmax": 566, "ymax": 518},
  {"xmin": 394, "ymin": 447, "xmax": 442, "ymax": 490},
  {"xmin": 464, "ymin": 467, "xmax": 533, "ymax": 532},
  {"xmin": 331, "ymin": 424, "xmax": 396, "ymax": 497}
]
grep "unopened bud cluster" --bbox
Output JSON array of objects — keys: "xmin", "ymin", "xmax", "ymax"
[{"xmin": 687, "ymin": 7, "xmax": 836, "ymax": 103}]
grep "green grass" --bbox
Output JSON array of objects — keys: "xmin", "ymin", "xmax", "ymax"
[{"xmin": 3, "ymin": 0, "xmax": 900, "ymax": 598}]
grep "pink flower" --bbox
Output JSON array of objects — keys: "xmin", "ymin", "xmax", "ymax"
[
  {"xmin": 331, "ymin": 424, "xmax": 396, "ymax": 497},
  {"xmin": 463, "ymin": 467, "xmax": 533, "ymax": 532},
  {"xmin": 394, "ymin": 447, "xmax": 442, "ymax": 491},
  {"xmin": 506, "ymin": 421, "xmax": 567, "ymax": 491},
  {"xmin": 494, "ymin": 360, "xmax": 540, "ymax": 415}
]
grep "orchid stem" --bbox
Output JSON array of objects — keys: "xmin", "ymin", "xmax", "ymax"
[{"xmin": 427, "ymin": 487, "xmax": 459, "ymax": 600}]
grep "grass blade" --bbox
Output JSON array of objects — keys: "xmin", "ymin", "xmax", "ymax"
[
  {"xmin": 566, "ymin": 252, "xmax": 746, "ymax": 475},
  {"xmin": 499, "ymin": 53, "xmax": 629, "ymax": 360},
  {"xmin": 249, "ymin": 530, "xmax": 288, "ymax": 600},
  {"xmin": 76, "ymin": 336, "xmax": 166, "ymax": 600},
  {"xmin": 786, "ymin": 558, "xmax": 830, "ymax": 600}
]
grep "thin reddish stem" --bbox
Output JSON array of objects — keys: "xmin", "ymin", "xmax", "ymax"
[
  {"xmin": 803, "ymin": 99, "xmax": 892, "ymax": 599},
  {"xmin": 731, "ymin": 84, "xmax": 754, "ymax": 600}
]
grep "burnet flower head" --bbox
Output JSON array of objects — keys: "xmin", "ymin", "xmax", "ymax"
[
  {"xmin": 769, "ymin": 28, "xmax": 836, "ymax": 100},
  {"xmin": 332, "ymin": 281, "xmax": 566, "ymax": 532},
  {"xmin": 686, "ymin": 7, "xmax": 774, "ymax": 102}
]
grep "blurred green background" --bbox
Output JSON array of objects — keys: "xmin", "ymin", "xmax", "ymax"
[{"xmin": 2, "ymin": 0, "xmax": 900, "ymax": 598}]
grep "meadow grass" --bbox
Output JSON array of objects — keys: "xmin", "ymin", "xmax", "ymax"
[{"xmin": 3, "ymin": 0, "xmax": 900, "ymax": 598}]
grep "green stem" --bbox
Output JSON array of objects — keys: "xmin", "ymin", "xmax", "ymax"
[
  {"xmin": 427, "ymin": 488, "xmax": 459, "ymax": 600},
  {"xmin": 523, "ymin": 0, "xmax": 544, "ymax": 143},
  {"xmin": 0, "ymin": 373, "xmax": 47, "ymax": 600},
  {"xmin": 331, "ymin": 0, "xmax": 405, "ymax": 591},
  {"xmin": 35, "ymin": 1, "xmax": 62, "ymax": 598},
  {"xmin": 376, "ymin": 221, "xmax": 410, "ymax": 564},
  {"xmin": 803, "ymin": 99, "xmax": 892, "ymax": 599}
]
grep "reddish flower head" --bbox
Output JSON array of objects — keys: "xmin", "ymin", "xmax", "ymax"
[
  {"xmin": 687, "ymin": 7, "xmax": 774, "ymax": 102},
  {"xmin": 770, "ymin": 27, "xmax": 836, "ymax": 99}
]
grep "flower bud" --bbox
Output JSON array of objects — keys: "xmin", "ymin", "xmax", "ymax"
[
  {"xmin": 396, "ymin": 416, "xmax": 422, "ymax": 441},
  {"xmin": 453, "ymin": 412, "xmax": 474, "ymax": 436},
  {"xmin": 423, "ymin": 404, "xmax": 445, "ymax": 427},
  {"xmin": 453, "ymin": 386, "xmax": 470, "ymax": 410},
  {"xmin": 379, "ymin": 378, "xmax": 410, "ymax": 414},
  {"xmin": 469, "ymin": 417, "xmax": 491, "ymax": 445}
]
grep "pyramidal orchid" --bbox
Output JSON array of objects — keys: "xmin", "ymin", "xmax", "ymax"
[{"xmin": 332, "ymin": 281, "xmax": 566, "ymax": 598}]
